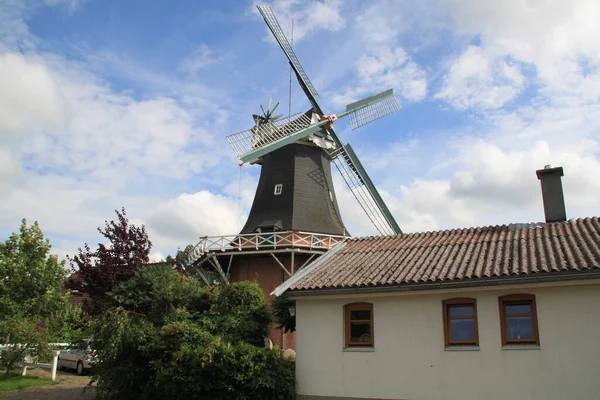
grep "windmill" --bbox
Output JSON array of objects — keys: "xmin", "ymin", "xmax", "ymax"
[
  {"xmin": 185, "ymin": 4, "xmax": 403, "ymax": 350},
  {"xmin": 227, "ymin": 5, "xmax": 403, "ymax": 236}
]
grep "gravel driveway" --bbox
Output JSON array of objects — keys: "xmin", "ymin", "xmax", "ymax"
[{"xmin": 0, "ymin": 369, "xmax": 94, "ymax": 400}]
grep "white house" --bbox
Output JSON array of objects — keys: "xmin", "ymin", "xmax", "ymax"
[{"xmin": 273, "ymin": 167, "xmax": 600, "ymax": 400}]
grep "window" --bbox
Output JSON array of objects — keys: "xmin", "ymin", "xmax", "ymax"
[
  {"xmin": 499, "ymin": 294, "xmax": 540, "ymax": 346},
  {"xmin": 274, "ymin": 184, "xmax": 283, "ymax": 195},
  {"xmin": 442, "ymin": 298, "xmax": 479, "ymax": 347},
  {"xmin": 344, "ymin": 303, "xmax": 374, "ymax": 348}
]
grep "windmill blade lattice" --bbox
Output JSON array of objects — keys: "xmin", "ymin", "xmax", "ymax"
[
  {"xmin": 227, "ymin": 111, "xmax": 313, "ymax": 159},
  {"xmin": 332, "ymin": 144, "xmax": 402, "ymax": 236},
  {"xmin": 257, "ymin": 5, "xmax": 322, "ymax": 113},
  {"xmin": 229, "ymin": 89, "xmax": 401, "ymax": 163},
  {"xmin": 346, "ymin": 89, "xmax": 402, "ymax": 130}
]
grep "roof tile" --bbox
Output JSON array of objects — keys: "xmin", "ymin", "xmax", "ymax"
[{"xmin": 287, "ymin": 218, "xmax": 600, "ymax": 292}]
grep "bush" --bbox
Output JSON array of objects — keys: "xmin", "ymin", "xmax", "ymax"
[
  {"xmin": 91, "ymin": 269, "xmax": 295, "ymax": 400},
  {"xmin": 199, "ymin": 281, "xmax": 272, "ymax": 346},
  {"xmin": 271, "ymin": 296, "xmax": 296, "ymax": 333},
  {"xmin": 109, "ymin": 266, "xmax": 214, "ymax": 325}
]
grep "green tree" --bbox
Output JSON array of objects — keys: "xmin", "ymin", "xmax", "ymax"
[
  {"xmin": 46, "ymin": 305, "xmax": 89, "ymax": 343},
  {"xmin": 200, "ymin": 281, "xmax": 272, "ymax": 346},
  {"xmin": 271, "ymin": 296, "xmax": 296, "ymax": 333},
  {"xmin": 109, "ymin": 266, "xmax": 214, "ymax": 325},
  {"xmin": 0, "ymin": 317, "xmax": 50, "ymax": 376},
  {"xmin": 91, "ymin": 268, "xmax": 295, "ymax": 400},
  {"xmin": 0, "ymin": 219, "xmax": 67, "ymax": 320}
]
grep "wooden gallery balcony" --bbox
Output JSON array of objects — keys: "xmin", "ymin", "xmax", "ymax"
[{"xmin": 186, "ymin": 231, "xmax": 347, "ymax": 285}]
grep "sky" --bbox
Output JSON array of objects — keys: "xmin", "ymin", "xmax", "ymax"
[{"xmin": 1, "ymin": 0, "xmax": 600, "ymax": 262}]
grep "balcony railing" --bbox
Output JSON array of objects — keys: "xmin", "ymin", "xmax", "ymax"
[{"xmin": 187, "ymin": 231, "xmax": 346, "ymax": 265}]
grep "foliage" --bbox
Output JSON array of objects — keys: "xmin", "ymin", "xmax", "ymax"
[
  {"xmin": 146, "ymin": 321, "xmax": 295, "ymax": 400},
  {"xmin": 271, "ymin": 296, "xmax": 296, "ymax": 333},
  {"xmin": 164, "ymin": 244, "xmax": 194, "ymax": 270},
  {"xmin": 66, "ymin": 208, "xmax": 152, "ymax": 314},
  {"xmin": 109, "ymin": 266, "xmax": 214, "ymax": 325},
  {"xmin": 0, "ymin": 317, "xmax": 50, "ymax": 376},
  {"xmin": 199, "ymin": 281, "xmax": 272, "ymax": 346},
  {"xmin": 46, "ymin": 304, "xmax": 89, "ymax": 343},
  {"xmin": 0, "ymin": 372, "xmax": 56, "ymax": 393},
  {"xmin": 0, "ymin": 219, "xmax": 67, "ymax": 320},
  {"xmin": 91, "ymin": 269, "xmax": 295, "ymax": 400},
  {"xmin": 90, "ymin": 308, "xmax": 157, "ymax": 400},
  {"xmin": 0, "ymin": 219, "xmax": 80, "ymax": 365},
  {"xmin": 165, "ymin": 245, "xmax": 222, "ymax": 285}
]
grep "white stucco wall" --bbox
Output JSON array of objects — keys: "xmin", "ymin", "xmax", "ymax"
[{"xmin": 294, "ymin": 281, "xmax": 600, "ymax": 400}]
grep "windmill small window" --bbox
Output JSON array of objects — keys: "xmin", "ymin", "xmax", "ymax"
[{"xmin": 274, "ymin": 184, "xmax": 283, "ymax": 195}]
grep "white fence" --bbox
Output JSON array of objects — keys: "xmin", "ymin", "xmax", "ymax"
[{"xmin": 1, "ymin": 343, "xmax": 68, "ymax": 381}]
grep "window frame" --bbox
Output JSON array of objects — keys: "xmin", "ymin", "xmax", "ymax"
[
  {"xmin": 344, "ymin": 302, "xmax": 374, "ymax": 348},
  {"xmin": 498, "ymin": 294, "xmax": 540, "ymax": 346},
  {"xmin": 274, "ymin": 184, "xmax": 283, "ymax": 195},
  {"xmin": 442, "ymin": 298, "xmax": 479, "ymax": 347}
]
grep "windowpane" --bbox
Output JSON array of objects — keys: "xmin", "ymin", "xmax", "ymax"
[
  {"xmin": 448, "ymin": 305, "xmax": 473, "ymax": 317},
  {"xmin": 506, "ymin": 316, "xmax": 534, "ymax": 339},
  {"xmin": 505, "ymin": 303, "xmax": 531, "ymax": 315},
  {"xmin": 350, "ymin": 310, "xmax": 371, "ymax": 320},
  {"xmin": 449, "ymin": 319, "xmax": 475, "ymax": 341},
  {"xmin": 350, "ymin": 322, "xmax": 371, "ymax": 343}
]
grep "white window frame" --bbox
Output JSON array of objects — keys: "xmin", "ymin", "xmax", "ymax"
[{"xmin": 274, "ymin": 184, "xmax": 283, "ymax": 195}]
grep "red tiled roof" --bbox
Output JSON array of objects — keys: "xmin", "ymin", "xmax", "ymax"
[{"xmin": 286, "ymin": 217, "xmax": 600, "ymax": 292}]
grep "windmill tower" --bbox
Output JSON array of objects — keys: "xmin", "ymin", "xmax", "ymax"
[{"xmin": 186, "ymin": 5, "xmax": 403, "ymax": 350}]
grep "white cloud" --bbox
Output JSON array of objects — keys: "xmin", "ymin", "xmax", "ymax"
[
  {"xmin": 330, "ymin": 46, "xmax": 427, "ymax": 106},
  {"xmin": 0, "ymin": 53, "xmax": 67, "ymax": 140},
  {"xmin": 146, "ymin": 191, "xmax": 240, "ymax": 249},
  {"xmin": 393, "ymin": 138, "xmax": 600, "ymax": 231},
  {"xmin": 260, "ymin": 0, "xmax": 345, "ymax": 43},
  {"xmin": 148, "ymin": 251, "xmax": 166, "ymax": 263},
  {"xmin": 436, "ymin": 46, "xmax": 525, "ymax": 110},
  {"xmin": 179, "ymin": 44, "xmax": 221, "ymax": 74},
  {"xmin": 443, "ymin": 0, "xmax": 600, "ymax": 99}
]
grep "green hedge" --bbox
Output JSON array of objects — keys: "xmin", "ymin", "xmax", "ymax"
[{"xmin": 91, "ymin": 268, "xmax": 295, "ymax": 400}]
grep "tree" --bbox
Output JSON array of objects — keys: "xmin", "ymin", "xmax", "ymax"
[
  {"xmin": 0, "ymin": 219, "xmax": 67, "ymax": 320},
  {"xmin": 271, "ymin": 296, "xmax": 296, "ymax": 334},
  {"xmin": 109, "ymin": 266, "xmax": 214, "ymax": 325},
  {"xmin": 0, "ymin": 317, "xmax": 50, "ymax": 376},
  {"xmin": 0, "ymin": 220, "xmax": 84, "ymax": 374},
  {"xmin": 67, "ymin": 208, "xmax": 152, "ymax": 314},
  {"xmin": 91, "ymin": 268, "xmax": 295, "ymax": 400}
]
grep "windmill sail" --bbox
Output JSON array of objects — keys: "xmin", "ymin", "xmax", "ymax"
[
  {"xmin": 229, "ymin": 90, "xmax": 401, "ymax": 163},
  {"xmin": 257, "ymin": 5, "xmax": 322, "ymax": 114},
  {"xmin": 346, "ymin": 89, "xmax": 402, "ymax": 130},
  {"xmin": 227, "ymin": 111, "xmax": 314, "ymax": 159},
  {"xmin": 333, "ymin": 144, "xmax": 402, "ymax": 236}
]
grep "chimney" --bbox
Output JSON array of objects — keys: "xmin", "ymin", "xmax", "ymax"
[{"xmin": 536, "ymin": 165, "xmax": 567, "ymax": 223}]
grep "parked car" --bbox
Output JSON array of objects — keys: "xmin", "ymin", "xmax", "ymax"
[{"xmin": 57, "ymin": 339, "xmax": 98, "ymax": 375}]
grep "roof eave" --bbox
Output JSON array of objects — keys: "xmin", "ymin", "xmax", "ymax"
[{"xmin": 285, "ymin": 269, "xmax": 600, "ymax": 297}]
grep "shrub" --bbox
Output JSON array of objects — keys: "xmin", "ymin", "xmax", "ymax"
[
  {"xmin": 199, "ymin": 281, "xmax": 272, "ymax": 346},
  {"xmin": 271, "ymin": 296, "xmax": 296, "ymax": 333},
  {"xmin": 109, "ymin": 266, "xmax": 214, "ymax": 325},
  {"xmin": 91, "ymin": 270, "xmax": 295, "ymax": 400}
]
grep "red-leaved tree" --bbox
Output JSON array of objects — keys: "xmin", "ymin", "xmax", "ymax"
[{"xmin": 66, "ymin": 208, "xmax": 152, "ymax": 314}]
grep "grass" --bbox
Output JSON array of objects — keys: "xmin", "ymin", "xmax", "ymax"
[{"xmin": 0, "ymin": 371, "xmax": 56, "ymax": 393}]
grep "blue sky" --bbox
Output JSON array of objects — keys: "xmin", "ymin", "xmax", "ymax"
[{"xmin": 1, "ymin": 0, "xmax": 600, "ymax": 261}]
